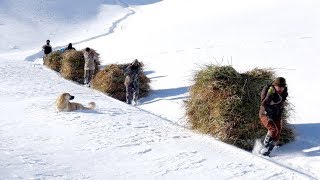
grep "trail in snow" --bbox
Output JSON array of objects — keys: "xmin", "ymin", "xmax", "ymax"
[
  {"xmin": 25, "ymin": 0, "xmax": 136, "ymax": 62},
  {"xmin": 74, "ymin": 0, "xmax": 136, "ymax": 45}
]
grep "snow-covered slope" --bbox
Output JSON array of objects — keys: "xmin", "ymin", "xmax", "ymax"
[
  {"xmin": 0, "ymin": 54, "xmax": 311, "ymax": 180},
  {"xmin": 1, "ymin": 0, "xmax": 320, "ymax": 179}
]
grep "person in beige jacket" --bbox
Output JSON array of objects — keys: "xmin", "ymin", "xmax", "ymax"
[{"xmin": 83, "ymin": 47, "xmax": 96, "ymax": 86}]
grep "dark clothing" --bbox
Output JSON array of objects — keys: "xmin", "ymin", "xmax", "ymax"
[
  {"xmin": 124, "ymin": 64, "xmax": 140, "ymax": 77},
  {"xmin": 126, "ymin": 81, "xmax": 139, "ymax": 104},
  {"xmin": 42, "ymin": 44, "xmax": 52, "ymax": 55},
  {"xmin": 124, "ymin": 64, "xmax": 141, "ymax": 104},
  {"xmin": 259, "ymin": 83, "xmax": 288, "ymax": 156},
  {"xmin": 259, "ymin": 86, "xmax": 288, "ymax": 120},
  {"xmin": 66, "ymin": 43, "xmax": 76, "ymax": 51}
]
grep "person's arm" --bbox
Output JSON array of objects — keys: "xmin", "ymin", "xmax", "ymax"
[
  {"xmin": 279, "ymin": 87, "xmax": 288, "ymax": 115},
  {"xmin": 261, "ymin": 87, "xmax": 275, "ymax": 119},
  {"xmin": 124, "ymin": 66, "xmax": 131, "ymax": 76},
  {"xmin": 261, "ymin": 87, "xmax": 274, "ymax": 107}
]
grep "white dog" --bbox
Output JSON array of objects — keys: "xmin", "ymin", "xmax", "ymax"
[{"xmin": 56, "ymin": 93, "xmax": 96, "ymax": 112}]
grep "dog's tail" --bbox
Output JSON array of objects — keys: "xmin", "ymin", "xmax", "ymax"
[{"xmin": 84, "ymin": 102, "xmax": 96, "ymax": 110}]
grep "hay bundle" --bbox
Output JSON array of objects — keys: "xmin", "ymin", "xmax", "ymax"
[
  {"xmin": 186, "ymin": 65, "xmax": 294, "ymax": 150},
  {"xmin": 59, "ymin": 49, "xmax": 100, "ymax": 84},
  {"xmin": 43, "ymin": 51, "xmax": 63, "ymax": 72},
  {"xmin": 91, "ymin": 63, "xmax": 151, "ymax": 101},
  {"xmin": 60, "ymin": 50, "xmax": 85, "ymax": 84}
]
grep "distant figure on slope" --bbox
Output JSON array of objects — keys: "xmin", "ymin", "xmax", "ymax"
[
  {"xmin": 259, "ymin": 77, "xmax": 288, "ymax": 156},
  {"xmin": 66, "ymin": 43, "xmax": 76, "ymax": 51},
  {"xmin": 83, "ymin": 47, "xmax": 97, "ymax": 87},
  {"xmin": 42, "ymin": 39, "xmax": 52, "ymax": 61},
  {"xmin": 124, "ymin": 59, "xmax": 141, "ymax": 105}
]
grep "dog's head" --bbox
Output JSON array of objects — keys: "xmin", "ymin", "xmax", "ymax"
[
  {"xmin": 56, "ymin": 93, "xmax": 75, "ymax": 111},
  {"xmin": 61, "ymin": 93, "xmax": 74, "ymax": 101}
]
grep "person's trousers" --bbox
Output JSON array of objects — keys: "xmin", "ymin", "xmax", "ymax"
[
  {"xmin": 260, "ymin": 115, "xmax": 282, "ymax": 142},
  {"xmin": 126, "ymin": 83, "xmax": 139, "ymax": 104},
  {"xmin": 84, "ymin": 69, "xmax": 94, "ymax": 85},
  {"xmin": 43, "ymin": 54, "xmax": 49, "ymax": 64}
]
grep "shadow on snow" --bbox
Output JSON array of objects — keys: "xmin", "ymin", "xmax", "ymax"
[
  {"xmin": 141, "ymin": 86, "xmax": 189, "ymax": 104},
  {"xmin": 276, "ymin": 123, "xmax": 320, "ymax": 157}
]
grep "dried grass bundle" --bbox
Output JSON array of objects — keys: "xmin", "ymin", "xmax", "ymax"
[
  {"xmin": 91, "ymin": 63, "xmax": 150, "ymax": 101},
  {"xmin": 185, "ymin": 65, "xmax": 294, "ymax": 150}
]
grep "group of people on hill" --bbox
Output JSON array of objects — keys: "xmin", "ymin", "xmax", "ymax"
[
  {"xmin": 42, "ymin": 40, "xmax": 141, "ymax": 106},
  {"xmin": 42, "ymin": 40, "xmax": 288, "ymax": 156}
]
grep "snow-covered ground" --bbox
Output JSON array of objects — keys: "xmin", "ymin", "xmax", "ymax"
[{"xmin": 1, "ymin": 0, "xmax": 320, "ymax": 179}]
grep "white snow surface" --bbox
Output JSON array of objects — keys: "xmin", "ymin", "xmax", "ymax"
[{"xmin": 1, "ymin": 0, "xmax": 320, "ymax": 179}]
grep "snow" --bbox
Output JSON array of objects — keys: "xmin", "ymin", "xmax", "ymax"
[{"xmin": 1, "ymin": 0, "xmax": 320, "ymax": 179}]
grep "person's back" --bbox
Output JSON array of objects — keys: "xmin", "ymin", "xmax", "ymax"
[
  {"xmin": 84, "ymin": 49, "xmax": 95, "ymax": 70},
  {"xmin": 83, "ymin": 47, "xmax": 96, "ymax": 86}
]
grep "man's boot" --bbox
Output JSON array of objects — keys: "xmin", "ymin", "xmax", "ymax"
[{"xmin": 260, "ymin": 135, "xmax": 275, "ymax": 156}]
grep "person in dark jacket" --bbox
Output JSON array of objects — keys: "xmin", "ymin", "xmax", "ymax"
[
  {"xmin": 66, "ymin": 43, "xmax": 76, "ymax": 51},
  {"xmin": 124, "ymin": 59, "xmax": 141, "ymax": 105},
  {"xmin": 42, "ymin": 40, "xmax": 52, "ymax": 60},
  {"xmin": 259, "ymin": 77, "xmax": 288, "ymax": 156}
]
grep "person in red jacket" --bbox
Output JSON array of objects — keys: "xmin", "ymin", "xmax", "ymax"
[{"xmin": 259, "ymin": 77, "xmax": 288, "ymax": 156}]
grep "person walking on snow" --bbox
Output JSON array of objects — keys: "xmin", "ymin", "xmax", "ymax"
[
  {"xmin": 124, "ymin": 59, "xmax": 141, "ymax": 105},
  {"xmin": 42, "ymin": 39, "xmax": 52, "ymax": 61},
  {"xmin": 83, "ymin": 47, "xmax": 96, "ymax": 87},
  {"xmin": 259, "ymin": 77, "xmax": 288, "ymax": 156}
]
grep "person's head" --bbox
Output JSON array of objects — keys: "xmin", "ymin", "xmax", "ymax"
[
  {"xmin": 85, "ymin": 47, "xmax": 90, "ymax": 52},
  {"xmin": 272, "ymin": 77, "xmax": 286, "ymax": 94},
  {"xmin": 132, "ymin": 59, "xmax": 139, "ymax": 66},
  {"xmin": 68, "ymin": 43, "xmax": 72, "ymax": 49},
  {"xmin": 46, "ymin": 40, "xmax": 50, "ymax": 45}
]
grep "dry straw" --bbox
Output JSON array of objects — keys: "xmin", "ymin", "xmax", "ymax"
[
  {"xmin": 91, "ymin": 62, "xmax": 151, "ymax": 101},
  {"xmin": 185, "ymin": 65, "xmax": 294, "ymax": 150},
  {"xmin": 43, "ymin": 51, "xmax": 63, "ymax": 72}
]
